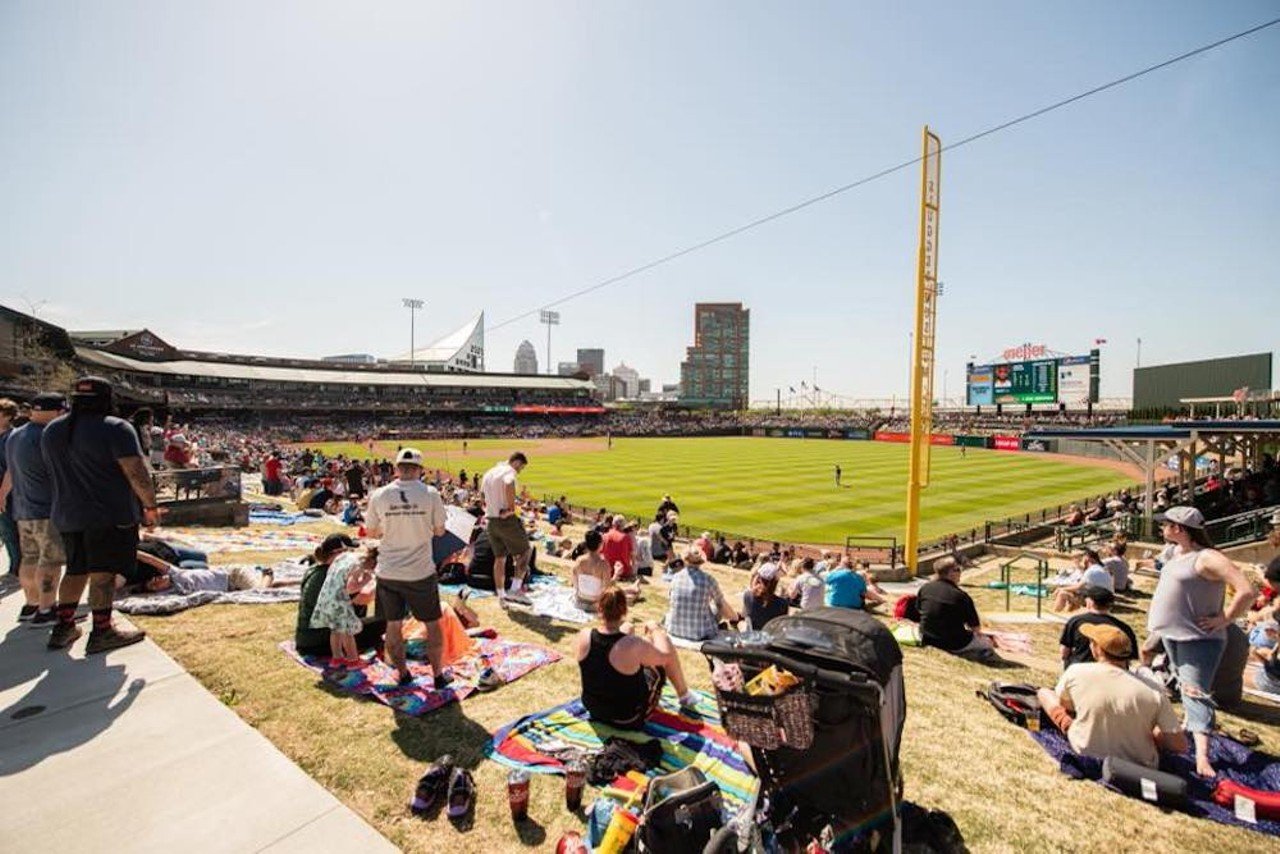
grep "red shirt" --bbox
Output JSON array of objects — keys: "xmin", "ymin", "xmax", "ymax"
[
  {"xmin": 601, "ymin": 529, "xmax": 634, "ymax": 578},
  {"xmin": 264, "ymin": 457, "xmax": 283, "ymax": 480}
]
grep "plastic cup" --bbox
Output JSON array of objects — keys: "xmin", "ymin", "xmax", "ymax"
[
  {"xmin": 564, "ymin": 759, "xmax": 586, "ymax": 811},
  {"xmin": 507, "ymin": 768, "xmax": 530, "ymax": 821}
]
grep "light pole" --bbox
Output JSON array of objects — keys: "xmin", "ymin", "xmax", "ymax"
[
  {"xmin": 539, "ymin": 310, "xmax": 560, "ymax": 375},
  {"xmin": 402, "ymin": 298, "xmax": 423, "ymax": 368}
]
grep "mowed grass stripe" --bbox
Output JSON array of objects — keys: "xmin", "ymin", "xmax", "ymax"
[{"xmin": 307, "ymin": 437, "xmax": 1136, "ymax": 544}]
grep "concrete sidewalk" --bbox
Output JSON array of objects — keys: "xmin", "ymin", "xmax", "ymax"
[{"xmin": 0, "ymin": 581, "xmax": 397, "ymax": 853}]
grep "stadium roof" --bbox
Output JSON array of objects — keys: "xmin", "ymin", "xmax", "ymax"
[
  {"xmin": 1027, "ymin": 421, "xmax": 1280, "ymax": 440},
  {"xmin": 74, "ymin": 346, "xmax": 590, "ymax": 391},
  {"xmin": 389, "ymin": 313, "xmax": 484, "ymax": 368}
]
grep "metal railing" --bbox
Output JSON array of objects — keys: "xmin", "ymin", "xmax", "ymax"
[
  {"xmin": 999, "ymin": 553, "xmax": 1051, "ymax": 619},
  {"xmin": 1206, "ymin": 504, "xmax": 1280, "ymax": 550}
]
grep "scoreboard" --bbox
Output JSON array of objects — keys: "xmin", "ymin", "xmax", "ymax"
[{"xmin": 966, "ymin": 350, "xmax": 1099, "ymax": 406}]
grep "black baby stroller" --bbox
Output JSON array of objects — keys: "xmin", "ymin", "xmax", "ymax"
[{"xmin": 702, "ymin": 607, "xmax": 906, "ymax": 852}]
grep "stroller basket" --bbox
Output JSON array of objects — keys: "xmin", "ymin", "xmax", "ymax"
[{"xmin": 716, "ymin": 685, "xmax": 815, "ymax": 751}]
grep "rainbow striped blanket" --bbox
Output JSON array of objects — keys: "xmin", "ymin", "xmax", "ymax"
[{"xmin": 485, "ymin": 689, "xmax": 759, "ymax": 817}]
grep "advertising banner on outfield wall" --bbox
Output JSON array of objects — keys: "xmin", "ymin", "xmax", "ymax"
[
  {"xmin": 874, "ymin": 431, "xmax": 912, "ymax": 443},
  {"xmin": 846, "ymin": 429, "xmax": 871, "ymax": 440},
  {"xmin": 993, "ymin": 435, "xmax": 1021, "ymax": 451},
  {"xmin": 954, "ymin": 435, "xmax": 991, "ymax": 448},
  {"xmin": 1021, "ymin": 437, "xmax": 1057, "ymax": 453},
  {"xmin": 751, "ymin": 428, "xmax": 766, "ymax": 437},
  {"xmin": 929, "ymin": 434, "xmax": 955, "ymax": 446}
]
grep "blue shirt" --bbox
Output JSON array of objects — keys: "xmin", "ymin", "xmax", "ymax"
[
  {"xmin": 41, "ymin": 413, "xmax": 144, "ymax": 532},
  {"xmin": 5, "ymin": 421, "xmax": 54, "ymax": 520},
  {"xmin": 824, "ymin": 568, "xmax": 867, "ymax": 609}
]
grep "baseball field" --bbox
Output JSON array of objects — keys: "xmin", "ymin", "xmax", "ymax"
[{"xmin": 302, "ymin": 436, "xmax": 1139, "ymax": 545}]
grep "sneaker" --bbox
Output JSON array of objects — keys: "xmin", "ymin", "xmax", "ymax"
[
  {"xmin": 433, "ymin": 669, "xmax": 454, "ymax": 691},
  {"xmin": 475, "ymin": 667, "xmax": 503, "ymax": 692},
  {"xmin": 410, "ymin": 754, "xmax": 455, "ymax": 815},
  {"xmin": 17, "ymin": 605, "xmax": 37, "ymax": 622},
  {"xmin": 85, "ymin": 625, "xmax": 147, "ymax": 655},
  {"xmin": 47, "ymin": 622, "xmax": 83, "ymax": 650},
  {"xmin": 505, "ymin": 591, "xmax": 531, "ymax": 607},
  {"xmin": 446, "ymin": 767, "xmax": 475, "ymax": 819},
  {"xmin": 29, "ymin": 609, "xmax": 57, "ymax": 626}
]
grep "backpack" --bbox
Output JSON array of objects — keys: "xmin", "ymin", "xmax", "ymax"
[
  {"xmin": 976, "ymin": 682, "xmax": 1047, "ymax": 730},
  {"xmin": 637, "ymin": 767, "xmax": 724, "ymax": 854},
  {"xmin": 894, "ymin": 594, "xmax": 919, "ymax": 622}
]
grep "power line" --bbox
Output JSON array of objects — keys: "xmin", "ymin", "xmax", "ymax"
[{"xmin": 489, "ymin": 15, "xmax": 1280, "ymax": 333}]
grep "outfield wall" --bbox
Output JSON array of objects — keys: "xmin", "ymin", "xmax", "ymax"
[{"xmin": 740, "ymin": 426, "xmax": 1137, "ymax": 464}]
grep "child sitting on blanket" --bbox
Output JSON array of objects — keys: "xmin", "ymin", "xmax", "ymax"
[{"xmin": 310, "ymin": 547, "xmax": 378, "ymax": 666}]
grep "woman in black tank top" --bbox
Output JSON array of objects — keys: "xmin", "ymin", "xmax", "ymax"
[{"xmin": 576, "ymin": 586, "xmax": 697, "ymax": 729}]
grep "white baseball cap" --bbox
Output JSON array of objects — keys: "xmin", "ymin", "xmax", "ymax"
[{"xmin": 395, "ymin": 448, "xmax": 424, "ymax": 466}]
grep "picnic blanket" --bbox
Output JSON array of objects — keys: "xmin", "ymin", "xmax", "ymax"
[
  {"xmin": 113, "ymin": 581, "xmax": 301, "ymax": 615},
  {"xmin": 281, "ymin": 637, "xmax": 561, "ymax": 716},
  {"xmin": 983, "ymin": 629, "xmax": 1033, "ymax": 655},
  {"xmin": 1244, "ymin": 664, "xmax": 1280, "ymax": 705},
  {"xmin": 248, "ymin": 509, "xmax": 316, "ymax": 526},
  {"xmin": 985, "ymin": 582, "xmax": 1048, "ymax": 597},
  {"xmin": 485, "ymin": 690, "xmax": 759, "ymax": 819},
  {"xmin": 159, "ymin": 527, "xmax": 326, "ymax": 555},
  {"xmin": 518, "ymin": 579, "xmax": 593, "ymax": 624},
  {"xmin": 1029, "ymin": 728, "xmax": 1280, "ymax": 837}
]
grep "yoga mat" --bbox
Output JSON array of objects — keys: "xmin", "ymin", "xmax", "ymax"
[{"xmin": 281, "ymin": 637, "xmax": 562, "ymax": 717}]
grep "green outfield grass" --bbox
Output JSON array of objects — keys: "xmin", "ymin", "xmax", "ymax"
[{"xmin": 303, "ymin": 436, "xmax": 1138, "ymax": 545}]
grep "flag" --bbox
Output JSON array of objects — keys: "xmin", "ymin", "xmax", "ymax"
[
  {"xmin": 1094, "ymin": 338, "xmax": 1107, "ymax": 345},
  {"xmin": 813, "ymin": 385, "xmax": 820, "ymax": 392},
  {"xmin": 800, "ymin": 380, "xmax": 808, "ymax": 389},
  {"xmin": 789, "ymin": 386, "xmax": 796, "ymax": 394}
]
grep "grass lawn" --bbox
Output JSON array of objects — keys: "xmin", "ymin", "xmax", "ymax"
[
  {"xmin": 301, "ymin": 437, "xmax": 1138, "ymax": 545},
  {"xmin": 136, "ymin": 523, "xmax": 1280, "ymax": 853}
]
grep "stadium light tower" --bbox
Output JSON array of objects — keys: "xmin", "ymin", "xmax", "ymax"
[
  {"xmin": 539, "ymin": 309, "xmax": 560, "ymax": 375},
  {"xmin": 402, "ymin": 298, "xmax": 424, "ymax": 368}
]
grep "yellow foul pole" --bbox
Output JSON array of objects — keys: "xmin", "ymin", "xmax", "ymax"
[{"xmin": 905, "ymin": 127, "xmax": 942, "ymax": 575}]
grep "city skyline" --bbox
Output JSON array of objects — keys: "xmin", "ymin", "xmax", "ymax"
[{"xmin": 2, "ymin": 4, "xmax": 1277, "ymax": 403}]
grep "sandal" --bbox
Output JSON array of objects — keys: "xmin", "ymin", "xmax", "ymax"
[
  {"xmin": 1218, "ymin": 725, "xmax": 1261, "ymax": 748},
  {"xmin": 446, "ymin": 767, "xmax": 476, "ymax": 819},
  {"xmin": 411, "ymin": 754, "xmax": 455, "ymax": 815}
]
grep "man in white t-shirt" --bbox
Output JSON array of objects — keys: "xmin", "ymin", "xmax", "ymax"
[
  {"xmin": 365, "ymin": 448, "xmax": 448, "ymax": 688},
  {"xmin": 480, "ymin": 452, "xmax": 530, "ymax": 606}
]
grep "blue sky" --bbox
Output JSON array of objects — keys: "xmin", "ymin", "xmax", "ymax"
[{"xmin": 2, "ymin": 2, "xmax": 1277, "ymax": 403}]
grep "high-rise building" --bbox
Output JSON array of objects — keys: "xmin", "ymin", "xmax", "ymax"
[
  {"xmin": 557, "ymin": 361, "xmax": 581, "ymax": 376},
  {"xmin": 576, "ymin": 348, "xmax": 605, "ymax": 377},
  {"xmin": 678, "ymin": 302, "xmax": 749, "ymax": 409},
  {"xmin": 513, "ymin": 340, "xmax": 538, "ymax": 374},
  {"xmin": 611, "ymin": 362, "xmax": 641, "ymax": 398}
]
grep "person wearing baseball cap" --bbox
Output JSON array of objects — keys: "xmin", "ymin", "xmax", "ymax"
[
  {"xmin": 1058, "ymin": 586, "xmax": 1138, "ymax": 668},
  {"xmin": 741, "ymin": 562, "xmax": 788, "ymax": 631},
  {"xmin": 1036, "ymin": 623, "xmax": 1187, "ymax": 769},
  {"xmin": 294, "ymin": 533, "xmax": 385, "ymax": 657},
  {"xmin": 365, "ymin": 446, "xmax": 450, "ymax": 688},
  {"xmin": 1147, "ymin": 505, "xmax": 1255, "ymax": 777},
  {"xmin": 40, "ymin": 376, "xmax": 157, "ymax": 653},
  {"xmin": 0, "ymin": 393, "xmax": 68, "ymax": 623}
]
